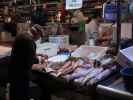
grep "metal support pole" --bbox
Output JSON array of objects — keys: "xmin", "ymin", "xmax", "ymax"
[
  {"xmin": 116, "ymin": 0, "xmax": 121, "ymax": 54},
  {"xmin": 132, "ymin": 21, "xmax": 133, "ymax": 40}
]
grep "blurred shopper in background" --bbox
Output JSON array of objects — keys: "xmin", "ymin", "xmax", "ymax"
[
  {"xmin": 31, "ymin": 5, "xmax": 48, "ymax": 26},
  {"xmin": 85, "ymin": 13, "xmax": 102, "ymax": 45}
]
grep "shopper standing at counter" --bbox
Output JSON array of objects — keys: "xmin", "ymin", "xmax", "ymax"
[
  {"xmin": 8, "ymin": 32, "xmax": 64, "ymax": 100},
  {"xmin": 9, "ymin": 33, "xmax": 36, "ymax": 100},
  {"xmin": 85, "ymin": 13, "xmax": 102, "ymax": 45},
  {"xmin": 9, "ymin": 33, "xmax": 49, "ymax": 100}
]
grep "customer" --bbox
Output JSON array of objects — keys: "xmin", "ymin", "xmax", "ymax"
[
  {"xmin": 31, "ymin": 5, "xmax": 48, "ymax": 26},
  {"xmin": 9, "ymin": 33, "xmax": 37, "ymax": 100},
  {"xmin": 85, "ymin": 13, "xmax": 102, "ymax": 45},
  {"xmin": 9, "ymin": 32, "xmax": 50, "ymax": 100}
]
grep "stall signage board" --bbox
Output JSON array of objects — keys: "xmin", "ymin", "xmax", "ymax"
[{"xmin": 66, "ymin": 0, "xmax": 83, "ymax": 10}]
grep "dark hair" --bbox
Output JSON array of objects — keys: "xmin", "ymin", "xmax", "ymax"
[
  {"xmin": 10, "ymin": 33, "xmax": 36, "ymax": 100},
  {"xmin": 92, "ymin": 12, "xmax": 101, "ymax": 19},
  {"xmin": 30, "ymin": 24, "xmax": 43, "ymax": 40},
  {"xmin": 11, "ymin": 33, "xmax": 36, "ymax": 67},
  {"xmin": 86, "ymin": 16, "xmax": 92, "ymax": 23}
]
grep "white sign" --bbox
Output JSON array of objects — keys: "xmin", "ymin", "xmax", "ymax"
[{"xmin": 66, "ymin": 0, "xmax": 83, "ymax": 10}]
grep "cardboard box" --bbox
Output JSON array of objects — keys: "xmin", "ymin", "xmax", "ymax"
[{"xmin": 117, "ymin": 46, "xmax": 133, "ymax": 67}]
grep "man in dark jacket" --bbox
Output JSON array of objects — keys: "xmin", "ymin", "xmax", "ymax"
[{"xmin": 31, "ymin": 6, "xmax": 48, "ymax": 26}]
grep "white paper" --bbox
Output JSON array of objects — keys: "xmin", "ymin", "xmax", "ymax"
[{"xmin": 66, "ymin": 0, "xmax": 83, "ymax": 10}]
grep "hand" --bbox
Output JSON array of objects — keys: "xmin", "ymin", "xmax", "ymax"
[
  {"xmin": 36, "ymin": 54, "xmax": 48, "ymax": 64},
  {"xmin": 32, "ymin": 63, "xmax": 47, "ymax": 71},
  {"xmin": 37, "ymin": 54, "xmax": 48, "ymax": 59}
]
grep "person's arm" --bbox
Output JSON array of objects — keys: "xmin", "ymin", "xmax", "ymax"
[
  {"xmin": 32, "ymin": 63, "xmax": 47, "ymax": 71},
  {"xmin": 32, "ymin": 54, "xmax": 48, "ymax": 71}
]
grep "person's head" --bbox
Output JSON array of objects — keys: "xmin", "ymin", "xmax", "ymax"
[
  {"xmin": 30, "ymin": 24, "xmax": 43, "ymax": 41},
  {"xmin": 92, "ymin": 13, "xmax": 102, "ymax": 23},
  {"xmin": 37, "ymin": 6, "xmax": 42, "ymax": 11},
  {"xmin": 11, "ymin": 33, "xmax": 36, "ymax": 65},
  {"xmin": 86, "ymin": 16, "xmax": 92, "ymax": 23}
]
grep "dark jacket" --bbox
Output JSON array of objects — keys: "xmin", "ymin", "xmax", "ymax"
[{"xmin": 9, "ymin": 33, "xmax": 36, "ymax": 100}]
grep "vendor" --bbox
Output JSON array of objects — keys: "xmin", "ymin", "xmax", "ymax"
[
  {"xmin": 29, "ymin": 24, "xmax": 50, "ymax": 58},
  {"xmin": 30, "ymin": 24, "xmax": 44, "ymax": 46},
  {"xmin": 85, "ymin": 13, "xmax": 102, "ymax": 45}
]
